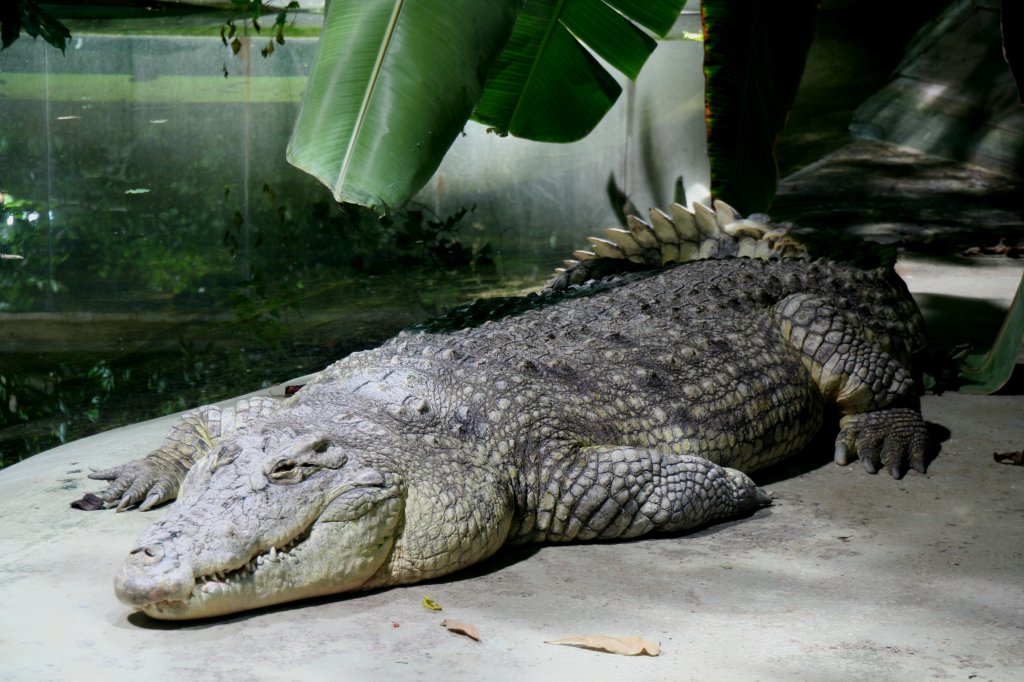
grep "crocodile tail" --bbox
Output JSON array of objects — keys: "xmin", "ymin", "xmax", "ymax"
[{"xmin": 550, "ymin": 200, "xmax": 809, "ymax": 290}]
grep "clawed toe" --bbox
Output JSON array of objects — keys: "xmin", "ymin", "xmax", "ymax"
[{"xmin": 834, "ymin": 408, "xmax": 928, "ymax": 480}]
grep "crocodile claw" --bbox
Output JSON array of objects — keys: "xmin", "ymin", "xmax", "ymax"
[
  {"xmin": 834, "ymin": 407, "xmax": 928, "ymax": 478},
  {"xmin": 88, "ymin": 457, "xmax": 181, "ymax": 511},
  {"xmin": 115, "ymin": 488, "xmax": 169, "ymax": 513},
  {"xmin": 833, "ymin": 442, "xmax": 850, "ymax": 466}
]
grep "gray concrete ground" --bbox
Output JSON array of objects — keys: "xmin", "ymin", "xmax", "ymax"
[{"xmin": 1, "ymin": 143, "xmax": 1022, "ymax": 681}]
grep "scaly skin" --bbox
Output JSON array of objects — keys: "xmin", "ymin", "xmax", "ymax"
[{"xmin": 95, "ymin": 251, "xmax": 928, "ymax": 620}]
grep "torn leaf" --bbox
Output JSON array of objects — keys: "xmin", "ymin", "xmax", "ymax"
[
  {"xmin": 442, "ymin": 618, "xmax": 480, "ymax": 642},
  {"xmin": 422, "ymin": 596, "xmax": 443, "ymax": 611},
  {"xmin": 993, "ymin": 450, "xmax": 1024, "ymax": 465},
  {"xmin": 545, "ymin": 635, "xmax": 660, "ymax": 656}
]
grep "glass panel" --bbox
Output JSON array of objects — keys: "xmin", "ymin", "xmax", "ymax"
[{"xmin": 0, "ymin": 7, "xmax": 706, "ymax": 467}]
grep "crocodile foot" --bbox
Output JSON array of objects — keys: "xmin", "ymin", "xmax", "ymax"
[
  {"xmin": 834, "ymin": 408, "xmax": 928, "ymax": 479},
  {"xmin": 87, "ymin": 455, "xmax": 183, "ymax": 512}
]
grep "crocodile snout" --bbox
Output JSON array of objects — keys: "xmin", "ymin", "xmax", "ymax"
[{"xmin": 115, "ymin": 543, "xmax": 194, "ymax": 608}]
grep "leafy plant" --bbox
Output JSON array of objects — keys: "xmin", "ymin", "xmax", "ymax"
[
  {"xmin": 472, "ymin": 0, "xmax": 683, "ymax": 141},
  {"xmin": 220, "ymin": 1, "xmax": 301, "ymax": 59},
  {"xmin": 0, "ymin": 0, "xmax": 70, "ymax": 52},
  {"xmin": 286, "ymin": 0, "xmax": 687, "ymax": 212},
  {"xmin": 0, "ymin": 195, "xmax": 65, "ymax": 310},
  {"xmin": 958, "ymin": 272, "xmax": 1024, "ymax": 394},
  {"xmin": 0, "ymin": 360, "xmax": 124, "ymax": 466}
]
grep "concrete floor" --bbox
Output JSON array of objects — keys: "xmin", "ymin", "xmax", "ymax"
[
  {"xmin": 1, "ymin": 142, "xmax": 1022, "ymax": 680},
  {"xmin": 0, "ymin": 333, "xmax": 1021, "ymax": 681}
]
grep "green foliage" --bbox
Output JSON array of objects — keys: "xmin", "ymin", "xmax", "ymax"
[
  {"xmin": 0, "ymin": 182, "xmax": 492, "ymax": 467},
  {"xmin": 287, "ymin": 0, "xmax": 523, "ymax": 212},
  {"xmin": 958, "ymin": 272, "xmax": 1024, "ymax": 394},
  {"xmin": 472, "ymin": 0, "xmax": 684, "ymax": 141},
  {"xmin": 0, "ymin": 360, "xmax": 123, "ymax": 465},
  {"xmin": 287, "ymin": 0, "xmax": 685, "ymax": 212},
  {"xmin": 0, "ymin": 197, "xmax": 64, "ymax": 310},
  {"xmin": 220, "ymin": 1, "xmax": 301, "ymax": 60},
  {"xmin": 0, "ymin": 0, "xmax": 71, "ymax": 52}
]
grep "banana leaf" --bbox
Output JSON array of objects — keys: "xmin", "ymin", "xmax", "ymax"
[
  {"xmin": 288, "ymin": 0, "xmax": 685, "ymax": 211},
  {"xmin": 702, "ymin": 0, "xmax": 818, "ymax": 215},
  {"xmin": 286, "ymin": 0, "xmax": 523, "ymax": 212},
  {"xmin": 959, "ymin": 271, "xmax": 1024, "ymax": 394},
  {"xmin": 473, "ymin": 0, "xmax": 685, "ymax": 141}
]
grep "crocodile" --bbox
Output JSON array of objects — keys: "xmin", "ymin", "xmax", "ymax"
[{"xmin": 87, "ymin": 201, "xmax": 929, "ymax": 620}]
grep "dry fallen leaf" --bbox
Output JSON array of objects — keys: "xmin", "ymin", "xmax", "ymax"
[
  {"xmin": 993, "ymin": 450, "xmax": 1024, "ymax": 465},
  {"xmin": 70, "ymin": 493, "xmax": 106, "ymax": 511},
  {"xmin": 963, "ymin": 239, "xmax": 1023, "ymax": 258},
  {"xmin": 422, "ymin": 596, "xmax": 443, "ymax": 611},
  {"xmin": 545, "ymin": 635, "xmax": 660, "ymax": 656},
  {"xmin": 442, "ymin": 618, "xmax": 481, "ymax": 642}
]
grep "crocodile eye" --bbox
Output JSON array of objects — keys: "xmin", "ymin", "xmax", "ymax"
[
  {"xmin": 267, "ymin": 458, "xmax": 320, "ymax": 483},
  {"xmin": 272, "ymin": 460, "xmax": 297, "ymax": 476}
]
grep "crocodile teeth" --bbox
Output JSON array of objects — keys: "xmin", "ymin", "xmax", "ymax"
[{"xmin": 193, "ymin": 530, "xmax": 310, "ymax": 589}]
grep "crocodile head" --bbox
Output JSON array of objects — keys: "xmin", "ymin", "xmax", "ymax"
[{"xmin": 115, "ymin": 431, "xmax": 405, "ymax": 620}]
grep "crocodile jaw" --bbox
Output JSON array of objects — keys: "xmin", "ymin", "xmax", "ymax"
[
  {"xmin": 116, "ymin": 489, "xmax": 402, "ymax": 620},
  {"xmin": 120, "ymin": 503, "xmax": 397, "ymax": 619},
  {"xmin": 115, "ymin": 434, "xmax": 405, "ymax": 620}
]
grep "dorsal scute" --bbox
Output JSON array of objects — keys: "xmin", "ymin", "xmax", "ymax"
[{"xmin": 551, "ymin": 201, "xmax": 810, "ymax": 286}]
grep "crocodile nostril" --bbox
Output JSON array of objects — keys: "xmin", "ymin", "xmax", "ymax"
[{"xmin": 129, "ymin": 545, "xmax": 164, "ymax": 563}]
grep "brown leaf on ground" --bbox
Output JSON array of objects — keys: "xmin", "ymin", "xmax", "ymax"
[
  {"xmin": 545, "ymin": 635, "xmax": 660, "ymax": 656},
  {"xmin": 962, "ymin": 239, "xmax": 1022, "ymax": 258},
  {"xmin": 441, "ymin": 619, "xmax": 480, "ymax": 642},
  {"xmin": 70, "ymin": 493, "xmax": 106, "ymax": 511},
  {"xmin": 993, "ymin": 450, "xmax": 1024, "ymax": 465}
]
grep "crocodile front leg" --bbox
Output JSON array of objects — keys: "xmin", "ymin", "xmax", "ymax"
[
  {"xmin": 774, "ymin": 293, "xmax": 928, "ymax": 478},
  {"xmin": 87, "ymin": 397, "xmax": 280, "ymax": 511},
  {"xmin": 512, "ymin": 446, "xmax": 772, "ymax": 544}
]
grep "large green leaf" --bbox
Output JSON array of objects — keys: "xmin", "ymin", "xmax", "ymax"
[
  {"xmin": 286, "ymin": 0, "xmax": 522, "ymax": 212},
  {"xmin": 702, "ymin": 0, "xmax": 818, "ymax": 215},
  {"xmin": 473, "ymin": 0, "xmax": 686, "ymax": 141},
  {"xmin": 959, "ymin": 271, "xmax": 1024, "ymax": 394},
  {"xmin": 289, "ymin": 0, "xmax": 684, "ymax": 210}
]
